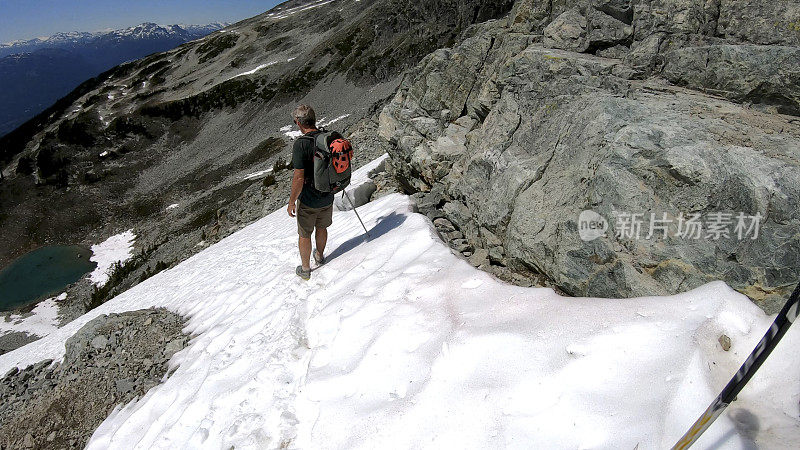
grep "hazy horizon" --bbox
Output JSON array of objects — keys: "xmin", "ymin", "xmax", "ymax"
[{"xmin": 0, "ymin": 0, "xmax": 282, "ymax": 44}]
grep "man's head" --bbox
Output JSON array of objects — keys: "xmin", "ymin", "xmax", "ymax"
[{"xmin": 292, "ymin": 104, "xmax": 316, "ymax": 131}]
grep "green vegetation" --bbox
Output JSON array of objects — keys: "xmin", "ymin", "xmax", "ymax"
[
  {"xmin": 262, "ymin": 173, "xmax": 276, "ymax": 188},
  {"xmin": 196, "ymin": 33, "xmax": 239, "ymax": 63},
  {"xmin": 36, "ymin": 144, "xmax": 70, "ymax": 186},
  {"xmin": 56, "ymin": 113, "xmax": 100, "ymax": 147},
  {"xmin": 138, "ymin": 60, "xmax": 171, "ymax": 78},
  {"xmin": 140, "ymin": 78, "xmax": 266, "ymax": 119},
  {"xmin": 107, "ymin": 115, "xmax": 153, "ymax": 139},
  {"xmin": 85, "ymin": 244, "xmax": 160, "ymax": 311},
  {"xmin": 139, "ymin": 260, "xmax": 171, "ymax": 283},
  {"xmin": 15, "ymin": 156, "xmax": 34, "ymax": 175},
  {"xmin": 273, "ymin": 156, "xmax": 292, "ymax": 172}
]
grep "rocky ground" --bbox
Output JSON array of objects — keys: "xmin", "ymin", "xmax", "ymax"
[{"xmin": 0, "ymin": 308, "xmax": 188, "ymax": 449}]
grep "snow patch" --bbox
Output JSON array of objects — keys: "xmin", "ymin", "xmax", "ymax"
[
  {"xmin": 0, "ymin": 157, "xmax": 796, "ymax": 449},
  {"xmin": 0, "ymin": 296, "xmax": 61, "ymax": 338},
  {"xmin": 280, "ymin": 124, "xmax": 303, "ymax": 140},
  {"xmin": 268, "ymin": 0, "xmax": 338, "ymax": 20},
  {"xmin": 243, "ymin": 169, "xmax": 273, "ymax": 180},
  {"xmin": 280, "ymin": 114, "xmax": 351, "ymax": 141},
  {"xmin": 227, "ymin": 62, "xmax": 277, "ymax": 80},
  {"xmin": 87, "ymin": 230, "xmax": 136, "ymax": 286},
  {"xmin": 318, "ymin": 114, "xmax": 350, "ymax": 128}
]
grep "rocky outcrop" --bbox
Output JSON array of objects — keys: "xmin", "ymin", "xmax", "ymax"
[
  {"xmin": 0, "ymin": 308, "xmax": 188, "ymax": 449},
  {"xmin": 380, "ymin": 1, "xmax": 800, "ymax": 312},
  {"xmin": 506, "ymin": 0, "xmax": 800, "ymax": 115}
]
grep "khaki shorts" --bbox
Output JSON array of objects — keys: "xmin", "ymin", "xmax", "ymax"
[{"xmin": 297, "ymin": 202, "xmax": 333, "ymax": 238}]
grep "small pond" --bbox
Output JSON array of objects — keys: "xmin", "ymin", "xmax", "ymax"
[{"xmin": 0, "ymin": 245, "xmax": 96, "ymax": 311}]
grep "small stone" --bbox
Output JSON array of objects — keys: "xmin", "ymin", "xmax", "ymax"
[
  {"xmin": 451, "ymin": 239, "xmax": 472, "ymax": 253},
  {"xmin": 91, "ymin": 335, "xmax": 108, "ymax": 350},
  {"xmin": 4, "ymin": 367, "xmax": 19, "ymax": 378},
  {"xmin": 47, "ymin": 431, "xmax": 56, "ymax": 442},
  {"xmin": 23, "ymin": 433, "xmax": 35, "ymax": 448},
  {"xmin": 33, "ymin": 359, "xmax": 54, "ymax": 371},
  {"xmin": 434, "ymin": 218, "xmax": 456, "ymax": 232},
  {"xmin": 719, "ymin": 334, "xmax": 732, "ymax": 351},
  {"xmin": 480, "ymin": 227, "xmax": 503, "ymax": 247},
  {"xmin": 447, "ymin": 230, "xmax": 464, "ymax": 240},
  {"xmin": 115, "ymin": 378, "xmax": 135, "ymax": 394},
  {"xmin": 488, "ymin": 246, "xmax": 505, "ymax": 264},
  {"xmin": 462, "ymin": 251, "xmax": 473, "ymax": 257},
  {"xmin": 163, "ymin": 340, "xmax": 184, "ymax": 358},
  {"xmin": 426, "ymin": 209, "xmax": 445, "ymax": 221},
  {"xmin": 469, "ymin": 248, "xmax": 489, "ymax": 267}
]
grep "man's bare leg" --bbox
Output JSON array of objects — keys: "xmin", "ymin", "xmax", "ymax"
[
  {"xmin": 299, "ymin": 236, "xmax": 312, "ymax": 271},
  {"xmin": 315, "ymin": 227, "xmax": 328, "ymax": 259}
]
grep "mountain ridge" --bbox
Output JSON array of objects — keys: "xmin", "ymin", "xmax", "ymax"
[
  {"xmin": 0, "ymin": 22, "xmax": 228, "ymax": 136},
  {"xmin": 0, "ymin": 23, "xmax": 229, "ymax": 56}
]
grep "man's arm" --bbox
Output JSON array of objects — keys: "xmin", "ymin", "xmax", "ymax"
[{"xmin": 287, "ymin": 169, "xmax": 304, "ymax": 217}]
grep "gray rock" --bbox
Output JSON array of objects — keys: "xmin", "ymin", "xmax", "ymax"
[
  {"xmin": 719, "ymin": 334, "xmax": 732, "ymax": 351},
  {"xmin": 543, "ymin": 8, "xmax": 588, "ymax": 52},
  {"xmin": 91, "ymin": 335, "xmax": 108, "ymax": 350},
  {"xmin": 380, "ymin": 13, "xmax": 800, "ymax": 312},
  {"xmin": 115, "ymin": 378, "xmax": 135, "ymax": 394},
  {"xmin": 163, "ymin": 339, "xmax": 185, "ymax": 359},
  {"xmin": 662, "ymin": 44, "xmax": 800, "ymax": 116},
  {"xmin": 586, "ymin": 8, "xmax": 633, "ymax": 52},
  {"xmin": 0, "ymin": 308, "xmax": 190, "ymax": 448},
  {"xmin": 469, "ymin": 248, "xmax": 490, "ymax": 267},
  {"xmin": 433, "ymin": 218, "xmax": 456, "ymax": 232},
  {"xmin": 447, "ymin": 230, "xmax": 464, "ymax": 241},
  {"xmin": 489, "ymin": 246, "xmax": 505, "ymax": 265},
  {"xmin": 451, "ymin": 239, "xmax": 473, "ymax": 253},
  {"xmin": 480, "ymin": 227, "xmax": 503, "ymax": 248},
  {"xmin": 717, "ymin": 0, "xmax": 800, "ymax": 46}
]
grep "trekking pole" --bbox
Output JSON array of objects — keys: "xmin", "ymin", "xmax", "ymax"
[
  {"xmin": 342, "ymin": 189, "xmax": 371, "ymax": 239},
  {"xmin": 672, "ymin": 280, "xmax": 800, "ymax": 449}
]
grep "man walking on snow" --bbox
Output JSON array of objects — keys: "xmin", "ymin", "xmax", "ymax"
[{"xmin": 287, "ymin": 104, "xmax": 333, "ymax": 280}]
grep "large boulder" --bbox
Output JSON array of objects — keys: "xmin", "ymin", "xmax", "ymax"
[
  {"xmin": 662, "ymin": 44, "xmax": 800, "ymax": 116},
  {"xmin": 379, "ymin": 12, "xmax": 800, "ymax": 313}
]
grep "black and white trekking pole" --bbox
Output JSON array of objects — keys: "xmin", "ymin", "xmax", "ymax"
[
  {"xmin": 342, "ymin": 189, "xmax": 371, "ymax": 239},
  {"xmin": 672, "ymin": 281, "xmax": 800, "ymax": 449}
]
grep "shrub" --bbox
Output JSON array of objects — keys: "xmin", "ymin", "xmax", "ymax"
[
  {"xmin": 16, "ymin": 156, "xmax": 34, "ymax": 175},
  {"xmin": 273, "ymin": 157, "xmax": 292, "ymax": 172},
  {"xmin": 196, "ymin": 34, "xmax": 239, "ymax": 63}
]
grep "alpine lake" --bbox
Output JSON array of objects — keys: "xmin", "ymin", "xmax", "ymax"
[{"xmin": 0, "ymin": 245, "xmax": 96, "ymax": 311}]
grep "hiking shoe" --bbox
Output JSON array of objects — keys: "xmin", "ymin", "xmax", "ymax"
[
  {"xmin": 313, "ymin": 248, "xmax": 325, "ymax": 265},
  {"xmin": 296, "ymin": 265, "xmax": 311, "ymax": 280}
]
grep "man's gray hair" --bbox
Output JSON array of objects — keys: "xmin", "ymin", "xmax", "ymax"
[{"xmin": 292, "ymin": 104, "xmax": 316, "ymax": 128}]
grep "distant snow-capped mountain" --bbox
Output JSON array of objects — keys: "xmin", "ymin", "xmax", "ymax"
[
  {"xmin": 0, "ymin": 22, "xmax": 228, "ymax": 136},
  {"xmin": 0, "ymin": 22, "xmax": 229, "ymax": 58}
]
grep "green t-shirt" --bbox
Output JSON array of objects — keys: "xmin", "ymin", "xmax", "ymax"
[{"xmin": 292, "ymin": 130, "xmax": 334, "ymax": 208}]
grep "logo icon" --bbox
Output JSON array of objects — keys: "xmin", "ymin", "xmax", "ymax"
[{"xmin": 578, "ymin": 210, "xmax": 608, "ymax": 241}]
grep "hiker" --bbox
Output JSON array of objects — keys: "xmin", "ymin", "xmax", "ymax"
[{"xmin": 287, "ymin": 104, "xmax": 333, "ymax": 280}]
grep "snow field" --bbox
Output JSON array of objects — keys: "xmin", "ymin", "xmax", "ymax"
[
  {"xmin": 0, "ymin": 157, "xmax": 796, "ymax": 448},
  {"xmin": 88, "ymin": 230, "xmax": 136, "ymax": 286},
  {"xmin": 280, "ymin": 114, "xmax": 351, "ymax": 141},
  {"xmin": 0, "ymin": 294, "xmax": 63, "ymax": 337}
]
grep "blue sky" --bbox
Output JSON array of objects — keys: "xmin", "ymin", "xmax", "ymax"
[{"xmin": 0, "ymin": 1, "xmax": 283, "ymax": 43}]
